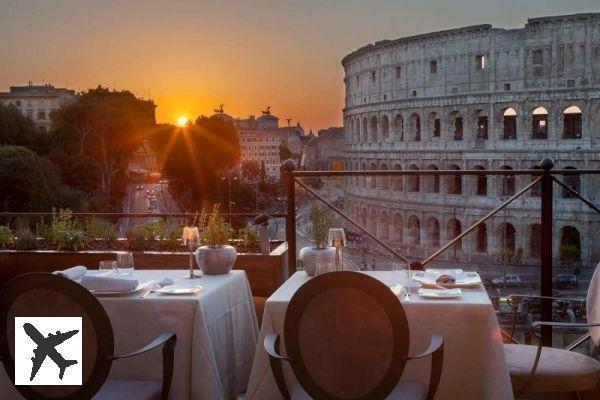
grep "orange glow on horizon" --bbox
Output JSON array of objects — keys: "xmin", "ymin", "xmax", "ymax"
[{"xmin": 177, "ymin": 115, "xmax": 189, "ymax": 127}]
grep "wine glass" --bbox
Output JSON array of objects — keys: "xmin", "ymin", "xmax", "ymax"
[
  {"xmin": 116, "ymin": 252, "xmax": 134, "ymax": 276},
  {"xmin": 99, "ymin": 260, "xmax": 116, "ymax": 273}
]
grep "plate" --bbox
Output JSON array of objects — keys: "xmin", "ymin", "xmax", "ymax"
[
  {"xmin": 418, "ymin": 288, "xmax": 462, "ymax": 298},
  {"xmin": 413, "ymin": 270, "xmax": 482, "ymax": 288},
  {"xmin": 156, "ymin": 286, "xmax": 203, "ymax": 295},
  {"xmin": 91, "ymin": 281, "xmax": 154, "ymax": 297}
]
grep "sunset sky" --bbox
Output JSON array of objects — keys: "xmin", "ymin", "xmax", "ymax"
[{"xmin": 0, "ymin": 0, "xmax": 597, "ymax": 131}]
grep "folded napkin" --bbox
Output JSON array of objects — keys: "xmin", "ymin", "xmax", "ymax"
[
  {"xmin": 53, "ymin": 266, "xmax": 87, "ymax": 281},
  {"xmin": 80, "ymin": 275, "xmax": 138, "ymax": 293}
]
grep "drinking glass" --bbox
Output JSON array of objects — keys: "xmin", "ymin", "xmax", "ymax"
[
  {"xmin": 99, "ymin": 260, "xmax": 116, "ymax": 273},
  {"xmin": 116, "ymin": 252, "xmax": 135, "ymax": 276}
]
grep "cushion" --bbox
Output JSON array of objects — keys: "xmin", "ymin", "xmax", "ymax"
[
  {"xmin": 504, "ymin": 343, "xmax": 600, "ymax": 392},
  {"xmin": 291, "ymin": 379, "xmax": 426, "ymax": 400},
  {"xmin": 93, "ymin": 379, "xmax": 162, "ymax": 400}
]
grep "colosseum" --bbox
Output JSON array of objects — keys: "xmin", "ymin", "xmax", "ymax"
[{"xmin": 342, "ymin": 13, "xmax": 600, "ymax": 272}]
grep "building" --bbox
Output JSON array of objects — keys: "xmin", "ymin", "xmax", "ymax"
[
  {"xmin": 0, "ymin": 82, "xmax": 77, "ymax": 131},
  {"xmin": 342, "ymin": 13, "xmax": 600, "ymax": 269},
  {"xmin": 302, "ymin": 127, "xmax": 345, "ymax": 171},
  {"xmin": 212, "ymin": 106, "xmax": 305, "ymax": 179}
]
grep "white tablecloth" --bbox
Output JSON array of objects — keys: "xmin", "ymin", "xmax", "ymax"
[
  {"xmin": 245, "ymin": 271, "xmax": 514, "ymax": 400},
  {"xmin": 1, "ymin": 269, "xmax": 259, "ymax": 400}
]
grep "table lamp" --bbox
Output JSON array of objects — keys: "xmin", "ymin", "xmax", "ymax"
[
  {"xmin": 182, "ymin": 226, "xmax": 201, "ymax": 279},
  {"xmin": 328, "ymin": 228, "xmax": 346, "ymax": 271}
]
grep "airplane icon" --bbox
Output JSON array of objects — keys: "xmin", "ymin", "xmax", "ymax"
[{"xmin": 23, "ymin": 323, "xmax": 79, "ymax": 381}]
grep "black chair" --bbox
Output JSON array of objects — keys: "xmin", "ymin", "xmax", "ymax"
[
  {"xmin": 0, "ymin": 272, "xmax": 177, "ymax": 400},
  {"xmin": 265, "ymin": 271, "xmax": 444, "ymax": 400}
]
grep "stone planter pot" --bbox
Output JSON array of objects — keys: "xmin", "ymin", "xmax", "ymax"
[
  {"xmin": 194, "ymin": 245, "xmax": 237, "ymax": 275},
  {"xmin": 298, "ymin": 246, "xmax": 335, "ymax": 276}
]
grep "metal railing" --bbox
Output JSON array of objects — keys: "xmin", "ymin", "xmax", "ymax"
[{"xmin": 282, "ymin": 158, "xmax": 600, "ymax": 346}]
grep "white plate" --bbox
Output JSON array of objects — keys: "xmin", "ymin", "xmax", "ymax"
[
  {"xmin": 156, "ymin": 286, "xmax": 203, "ymax": 295},
  {"xmin": 91, "ymin": 281, "xmax": 154, "ymax": 298},
  {"xmin": 418, "ymin": 288, "xmax": 462, "ymax": 298},
  {"xmin": 425, "ymin": 268, "xmax": 463, "ymax": 274},
  {"xmin": 413, "ymin": 271, "xmax": 482, "ymax": 288}
]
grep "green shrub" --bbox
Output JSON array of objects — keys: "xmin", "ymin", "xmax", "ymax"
[
  {"xmin": 15, "ymin": 229, "xmax": 37, "ymax": 250},
  {"xmin": 560, "ymin": 244, "xmax": 580, "ymax": 264},
  {"xmin": 239, "ymin": 226, "xmax": 260, "ymax": 252},
  {"xmin": 83, "ymin": 217, "xmax": 116, "ymax": 243},
  {"xmin": 203, "ymin": 204, "xmax": 231, "ymax": 248},
  {"xmin": 126, "ymin": 225, "xmax": 147, "ymax": 251},
  {"xmin": 309, "ymin": 203, "xmax": 333, "ymax": 248},
  {"xmin": 53, "ymin": 229, "xmax": 86, "ymax": 251},
  {"xmin": 0, "ymin": 226, "xmax": 13, "ymax": 248}
]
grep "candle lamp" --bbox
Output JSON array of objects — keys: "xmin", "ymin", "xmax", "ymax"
[
  {"xmin": 182, "ymin": 226, "xmax": 201, "ymax": 279},
  {"xmin": 328, "ymin": 228, "xmax": 347, "ymax": 271}
]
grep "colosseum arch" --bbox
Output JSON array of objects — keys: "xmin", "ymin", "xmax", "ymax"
[
  {"xmin": 530, "ymin": 223, "xmax": 542, "ymax": 258},
  {"xmin": 393, "ymin": 114, "xmax": 404, "ymax": 141},
  {"xmin": 476, "ymin": 223, "xmax": 488, "ymax": 253},
  {"xmin": 447, "ymin": 164, "xmax": 462, "ymax": 195},
  {"xmin": 532, "ymin": 106, "xmax": 549, "ymax": 139},
  {"xmin": 370, "ymin": 116, "xmax": 378, "ymax": 143},
  {"xmin": 361, "ymin": 207, "xmax": 367, "ymax": 227},
  {"xmin": 369, "ymin": 162, "xmax": 378, "ymax": 189},
  {"xmin": 380, "ymin": 163, "xmax": 389, "ymax": 190},
  {"xmin": 368, "ymin": 209, "xmax": 378, "ymax": 235},
  {"xmin": 392, "ymin": 164, "xmax": 403, "ymax": 191},
  {"xmin": 391, "ymin": 213, "xmax": 403, "ymax": 243},
  {"xmin": 360, "ymin": 162, "xmax": 367, "ymax": 187},
  {"xmin": 408, "ymin": 113, "xmax": 421, "ymax": 141},
  {"xmin": 447, "ymin": 218, "xmax": 462, "ymax": 251},
  {"xmin": 407, "ymin": 164, "xmax": 420, "ymax": 192},
  {"xmin": 500, "ymin": 165, "xmax": 515, "ymax": 196},
  {"xmin": 354, "ymin": 118, "xmax": 361, "ymax": 143},
  {"xmin": 426, "ymin": 217, "xmax": 440, "ymax": 247},
  {"xmin": 473, "ymin": 165, "xmax": 487, "ymax": 196},
  {"xmin": 475, "ymin": 109, "xmax": 488, "ymax": 140},
  {"xmin": 425, "ymin": 164, "xmax": 440, "ymax": 193},
  {"xmin": 563, "ymin": 105, "xmax": 582, "ymax": 139},
  {"xmin": 362, "ymin": 117, "xmax": 368, "ymax": 143},
  {"xmin": 530, "ymin": 165, "xmax": 542, "ymax": 197},
  {"xmin": 448, "ymin": 111, "xmax": 464, "ymax": 141},
  {"xmin": 502, "ymin": 107, "xmax": 517, "ymax": 140},
  {"xmin": 427, "ymin": 112, "xmax": 441, "ymax": 138},
  {"xmin": 380, "ymin": 115, "xmax": 390, "ymax": 141},
  {"xmin": 379, "ymin": 211, "xmax": 389, "ymax": 241},
  {"xmin": 408, "ymin": 215, "xmax": 421, "ymax": 246},
  {"xmin": 560, "ymin": 225, "xmax": 581, "ymax": 263},
  {"xmin": 498, "ymin": 222, "xmax": 516, "ymax": 260},
  {"xmin": 562, "ymin": 166, "xmax": 580, "ymax": 198}
]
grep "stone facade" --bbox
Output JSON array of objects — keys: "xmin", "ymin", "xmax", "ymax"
[{"xmin": 342, "ymin": 13, "xmax": 600, "ymax": 268}]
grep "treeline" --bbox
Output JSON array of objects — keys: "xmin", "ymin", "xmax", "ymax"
[{"xmin": 0, "ymin": 86, "xmax": 244, "ymax": 213}]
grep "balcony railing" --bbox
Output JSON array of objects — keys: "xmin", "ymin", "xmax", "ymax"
[{"xmin": 282, "ymin": 158, "xmax": 600, "ymax": 346}]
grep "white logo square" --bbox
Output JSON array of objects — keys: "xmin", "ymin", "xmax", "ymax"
[{"xmin": 14, "ymin": 317, "xmax": 82, "ymax": 386}]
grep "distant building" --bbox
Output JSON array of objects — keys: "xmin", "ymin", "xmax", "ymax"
[
  {"xmin": 0, "ymin": 82, "xmax": 77, "ymax": 131},
  {"xmin": 301, "ymin": 128, "xmax": 344, "ymax": 171},
  {"xmin": 211, "ymin": 106, "xmax": 305, "ymax": 179}
]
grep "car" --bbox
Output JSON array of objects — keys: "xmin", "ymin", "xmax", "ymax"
[
  {"xmin": 554, "ymin": 274, "xmax": 577, "ymax": 290},
  {"xmin": 491, "ymin": 274, "xmax": 523, "ymax": 287}
]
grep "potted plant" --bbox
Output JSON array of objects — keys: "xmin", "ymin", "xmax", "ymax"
[
  {"xmin": 195, "ymin": 204, "xmax": 237, "ymax": 274},
  {"xmin": 299, "ymin": 203, "xmax": 335, "ymax": 276}
]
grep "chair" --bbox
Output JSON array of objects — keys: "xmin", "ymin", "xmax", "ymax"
[
  {"xmin": 0, "ymin": 272, "xmax": 177, "ymax": 400},
  {"xmin": 264, "ymin": 271, "xmax": 444, "ymax": 400},
  {"xmin": 503, "ymin": 264, "xmax": 600, "ymax": 397}
]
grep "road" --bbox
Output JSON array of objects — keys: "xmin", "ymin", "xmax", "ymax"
[{"xmin": 119, "ymin": 182, "xmax": 181, "ymax": 235}]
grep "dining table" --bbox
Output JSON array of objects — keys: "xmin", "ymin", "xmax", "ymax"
[
  {"xmin": 0, "ymin": 269, "xmax": 259, "ymax": 400},
  {"xmin": 245, "ymin": 270, "xmax": 514, "ymax": 400}
]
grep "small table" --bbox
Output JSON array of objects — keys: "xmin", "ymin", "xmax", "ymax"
[
  {"xmin": 0, "ymin": 269, "xmax": 259, "ymax": 400},
  {"xmin": 245, "ymin": 271, "xmax": 514, "ymax": 400}
]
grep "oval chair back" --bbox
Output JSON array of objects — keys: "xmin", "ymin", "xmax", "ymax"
[
  {"xmin": 587, "ymin": 262, "xmax": 600, "ymax": 349},
  {"xmin": 284, "ymin": 271, "xmax": 409, "ymax": 400},
  {"xmin": 0, "ymin": 273, "xmax": 114, "ymax": 400}
]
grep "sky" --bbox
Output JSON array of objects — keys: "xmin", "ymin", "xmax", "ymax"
[{"xmin": 0, "ymin": 0, "xmax": 598, "ymax": 131}]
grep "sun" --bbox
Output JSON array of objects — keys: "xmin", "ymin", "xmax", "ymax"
[{"xmin": 177, "ymin": 115, "xmax": 189, "ymax": 127}]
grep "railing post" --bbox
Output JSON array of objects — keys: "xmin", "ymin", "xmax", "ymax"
[
  {"xmin": 540, "ymin": 157, "xmax": 554, "ymax": 347},
  {"xmin": 282, "ymin": 159, "xmax": 297, "ymax": 278}
]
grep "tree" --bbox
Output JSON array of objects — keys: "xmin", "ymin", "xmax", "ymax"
[
  {"xmin": 148, "ymin": 117, "xmax": 241, "ymax": 209},
  {"xmin": 241, "ymin": 160, "xmax": 261, "ymax": 181},
  {"xmin": 279, "ymin": 143, "xmax": 292, "ymax": 161},
  {"xmin": 0, "ymin": 104, "xmax": 50, "ymax": 153}
]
